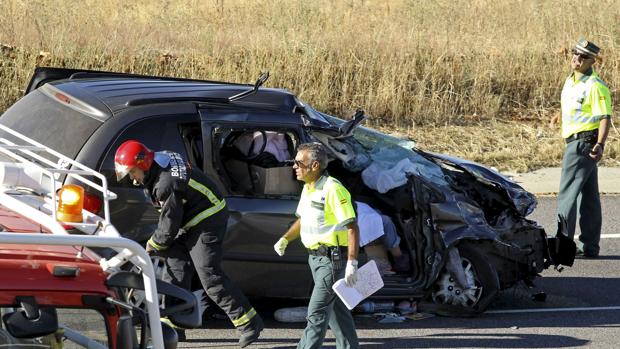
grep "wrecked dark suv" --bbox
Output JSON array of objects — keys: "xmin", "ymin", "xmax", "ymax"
[{"xmin": 0, "ymin": 67, "xmax": 575, "ymax": 315}]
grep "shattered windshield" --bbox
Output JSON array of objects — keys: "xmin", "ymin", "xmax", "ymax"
[
  {"xmin": 318, "ymin": 113, "xmax": 417, "ymax": 151},
  {"xmin": 308, "ymin": 112, "xmax": 447, "ymax": 193},
  {"xmin": 353, "ymin": 126, "xmax": 416, "ymax": 152}
]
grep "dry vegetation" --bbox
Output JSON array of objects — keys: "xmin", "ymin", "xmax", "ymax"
[{"xmin": 0, "ymin": 0, "xmax": 618, "ymax": 172}]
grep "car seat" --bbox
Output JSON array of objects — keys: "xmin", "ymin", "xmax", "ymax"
[{"xmin": 221, "ymin": 131, "xmax": 300, "ymax": 195}]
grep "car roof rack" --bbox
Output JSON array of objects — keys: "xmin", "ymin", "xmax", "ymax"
[
  {"xmin": 67, "ymin": 69, "xmax": 249, "ymax": 86},
  {"xmin": 0, "ymin": 124, "xmax": 166, "ymax": 348},
  {"xmin": 126, "ymin": 71, "xmax": 271, "ymax": 107},
  {"xmin": 127, "ymin": 96, "xmax": 231, "ymax": 106}
]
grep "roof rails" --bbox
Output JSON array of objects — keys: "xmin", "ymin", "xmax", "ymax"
[
  {"xmin": 127, "ymin": 96, "xmax": 230, "ymax": 106},
  {"xmin": 68, "ymin": 70, "xmax": 249, "ymax": 86},
  {"xmin": 126, "ymin": 71, "xmax": 271, "ymax": 107},
  {"xmin": 0, "ymin": 124, "xmax": 165, "ymax": 348}
]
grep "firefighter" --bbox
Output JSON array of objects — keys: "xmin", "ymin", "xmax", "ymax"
[{"xmin": 114, "ymin": 140, "xmax": 263, "ymax": 347}]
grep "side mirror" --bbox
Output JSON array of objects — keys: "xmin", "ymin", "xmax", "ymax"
[
  {"xmin": 337, "ymin": 110, "xmax": 366, "ymax": 138},
  {"xmin": 547, "ymin": 214, "xmax": 577, "ymax": 267},
  {"xmin": 2, "ymin": 297, "xmax": 58, "ymax": 338}
]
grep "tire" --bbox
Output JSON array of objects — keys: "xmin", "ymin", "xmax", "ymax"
[{"xmin": 429, "ymin": 243, "xmax": 500, "ymax": 316}]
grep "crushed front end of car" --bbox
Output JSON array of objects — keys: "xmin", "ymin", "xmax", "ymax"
[{"xmin": 309, "ymin": 115, "xmax": 576, "ymax": 314}]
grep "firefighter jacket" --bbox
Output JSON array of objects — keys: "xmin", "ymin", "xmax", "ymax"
[{"xmin": 145, "ymin": 151, "xmax": 228, "ymax": 250}]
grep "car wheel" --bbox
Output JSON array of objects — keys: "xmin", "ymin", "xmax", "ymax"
[{"xmin": 430, "ymin": 243, "xmax": 499, "ymax": 315}]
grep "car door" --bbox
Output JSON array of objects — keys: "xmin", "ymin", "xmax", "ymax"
[{"xmin": 198, "ymin": 108, "xmax": 314, "ymax": 298}]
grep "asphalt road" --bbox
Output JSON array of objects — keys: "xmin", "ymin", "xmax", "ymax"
[{"xmin": 179, "ymin": 196, "xmax": 620, "ymax": 349}]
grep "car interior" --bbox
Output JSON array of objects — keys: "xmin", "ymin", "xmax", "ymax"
[
  {"xmin": 197, "ymin": 125, "xmax": 414, "ymax": 278},
  {"xmin": 325, "ymin": 160, "xmax": 416, "ymax": 278},
  {"xmin": 216, "ymin": 129, "xmax": 302, "ymax": 197}
]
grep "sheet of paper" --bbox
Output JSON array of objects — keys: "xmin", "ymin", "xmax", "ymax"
[{"xmin": 332, "ymin": 260, "xmax": 384, "ymax": 310}]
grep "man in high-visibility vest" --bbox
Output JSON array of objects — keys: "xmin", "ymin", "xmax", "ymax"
[
  {"xmin": 115, "ymin": 140, "xmax": 263, "ymax": 347},
  {"xmin": 274, "ymin": 142, "xmax": 360, "ymax": 349},
  {"xmin": 550, "ymin": 38, "xmax": 612, "ymax": 258}
]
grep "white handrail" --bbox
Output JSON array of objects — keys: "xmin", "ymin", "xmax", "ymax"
[
  {"xmin": 0, "ymin": 124, "xmax": 116, "ymax": 223},
  {"xmin": 0, "ymin": 125, "xmax": 164, "ymax": 348},
  {"xmin": 0, "ymin": 232, "xmax": 164, "ymax": 349}
]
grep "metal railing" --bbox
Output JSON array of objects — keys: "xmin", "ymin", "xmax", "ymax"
[
  {"xmin": 0, "ymin": 124, "xmax": 117, "ymax": 225},
  {"xmin": 0, "ymin": 125, "xmax": 164, "ymax": 348}
]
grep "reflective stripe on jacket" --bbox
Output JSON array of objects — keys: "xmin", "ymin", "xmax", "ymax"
[
  {"xmin": 183, "ymin": 178, "xmax": 226, "ymax": 230},
  {"xmin": 296, "ymin": 175, "xmax": 356, "ymax": 249},
  {"xmin": 561, "ymin": 70, "xmax": 613, "ymax": 139},
  {"xmin": 147, "ymin": 151, "xmax": 227, "ymax": 249}
]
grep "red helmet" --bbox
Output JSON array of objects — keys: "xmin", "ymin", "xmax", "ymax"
[{"xmin": 114, "ymin": 140, "xmax": 154, "ymax": 181}]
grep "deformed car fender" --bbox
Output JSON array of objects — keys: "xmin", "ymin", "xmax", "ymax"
[{"xmin": 407, "ymin": 171, "xmax": 546, "ymax": 291}]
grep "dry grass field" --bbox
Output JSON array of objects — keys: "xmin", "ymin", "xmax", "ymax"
[{"xmin": 0, "ymin": 0, "xmax": 618, "ymax": 171}]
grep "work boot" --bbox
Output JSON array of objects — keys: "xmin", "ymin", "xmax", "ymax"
[
  {"xmin": 161, "ymin": 317, "xmax": 187, "ymax": 342},
  {"xmin": 239, "ymin": 315, "xmax": 264, "ymax": 348},
  {"xmin": 583, "ymin": 250, "xmax": 599, "ymax": 259},
  {"xmin": 393, "ymin": 254, "xmax": 411, "ymax": 273}
]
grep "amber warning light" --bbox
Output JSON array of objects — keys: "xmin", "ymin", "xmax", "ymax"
[{"xmin": 57, "ymin": 184, "xmax": 84, "ymax": 223}]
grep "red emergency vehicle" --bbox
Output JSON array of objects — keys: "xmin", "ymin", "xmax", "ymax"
[{"xmin": 0, "ymin": 125, "xmax": 198, "ymax": 348}]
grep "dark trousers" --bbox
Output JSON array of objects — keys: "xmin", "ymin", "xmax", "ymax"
[
  {"xmin": 557, "ymin": 139, "xmax": 602, "ymax": 255},
  {"xmin": 162, "ymin": 221, "xmax": 260, "ymax": 331},
  {"xmin": 298, "ymin": 255, "xmax": 359, "ymax": 349}
]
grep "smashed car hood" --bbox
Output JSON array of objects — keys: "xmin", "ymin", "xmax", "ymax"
[
  {"xmin": 312, "ymin": 126, "xmax": 536, "ymax": 218},
  {"xmin": 311, "ymin": 128, "xmax": 540, "ymax": 247},
  {"xmin": 424, "ymin": 152, "xmax": 537, "ymax": 217}
]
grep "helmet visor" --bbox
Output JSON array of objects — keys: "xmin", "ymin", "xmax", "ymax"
[{"xmin": 115, "ymin": 163, "xmax": 131, "ymax": 181}]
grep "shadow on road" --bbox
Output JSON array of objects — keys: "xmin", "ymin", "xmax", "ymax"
[
  {"xmin": 355, "ymin": 333, "xmax": 589, "ymax": 348},
  {"xmin": 181, "ymin": 333, "xmax": 589, "ymax": 349}
]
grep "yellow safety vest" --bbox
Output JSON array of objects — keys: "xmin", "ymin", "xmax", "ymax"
[
  {"xmin": 296, "ymin": 175, "xmax": 356, "ymax": 249},
  {"xmin": 561, "ymin": 70, "xmax": 613, "ymax": 139}
]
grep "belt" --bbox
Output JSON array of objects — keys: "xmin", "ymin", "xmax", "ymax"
[
  {"xmin": 308, "ymin": 245, "xmax": 348, "ymax": 257},
  {"xmin": 565, "ymin": 129, "xmax": 598, "ymax": 144}
]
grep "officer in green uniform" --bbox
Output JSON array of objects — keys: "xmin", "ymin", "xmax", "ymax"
[
  {"xmin": 273, "ymin": 142, "xmax": 360, "ymax": 349},
  {"xmin": 552, "ymin": 38, "xmax": 612, "ymax": 258}
]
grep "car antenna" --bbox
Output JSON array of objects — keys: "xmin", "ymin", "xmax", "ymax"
[{"xmin": 228, "ymin": 71, "xmax": 269, "ymax": 102}]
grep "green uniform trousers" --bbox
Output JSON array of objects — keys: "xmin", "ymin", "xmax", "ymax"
[
  {"xmin": 557, "ymin": 138, "xmax": 602, "ymax": 256},
  {"xmin": 297, "ymin": 255, "xmax": 359, "ymax": 349}
]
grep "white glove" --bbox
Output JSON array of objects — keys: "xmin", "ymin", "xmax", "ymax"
[
  {"xmin": 274, "ymin": 237, "xmax": 289, "ymax": 256},
  {"xmin": 345, "ymin": 259, "xmax": 358, "ymax": 287}
]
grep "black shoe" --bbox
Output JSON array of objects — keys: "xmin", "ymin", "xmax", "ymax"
[
  {"xmin": 583, "ymin": 252, "xmax": 599, "ymax": 259},
  {"xmin": 239, "ymin": 317, "xmax": 264, "ymax": 348}
]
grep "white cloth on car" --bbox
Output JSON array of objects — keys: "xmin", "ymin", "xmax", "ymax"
[
  {"xmin": 361, "ymin": 158, "xmax": 421, "ymax": 194},
  {"xmin": 356, "ymin": 201, "xmax": 385, "ymax": 247},
  {"xmin": 234, "ymin": 131, "xmax": 291, "ymax": 162}
]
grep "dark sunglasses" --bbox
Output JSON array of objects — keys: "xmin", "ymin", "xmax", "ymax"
[
  {"xmin": 294, "ymin": 159, "xmax": 311, "ymax": 168},
  {"xmin": 571, "ymin": 49, "xmax": 593, "ymax": 60}
]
